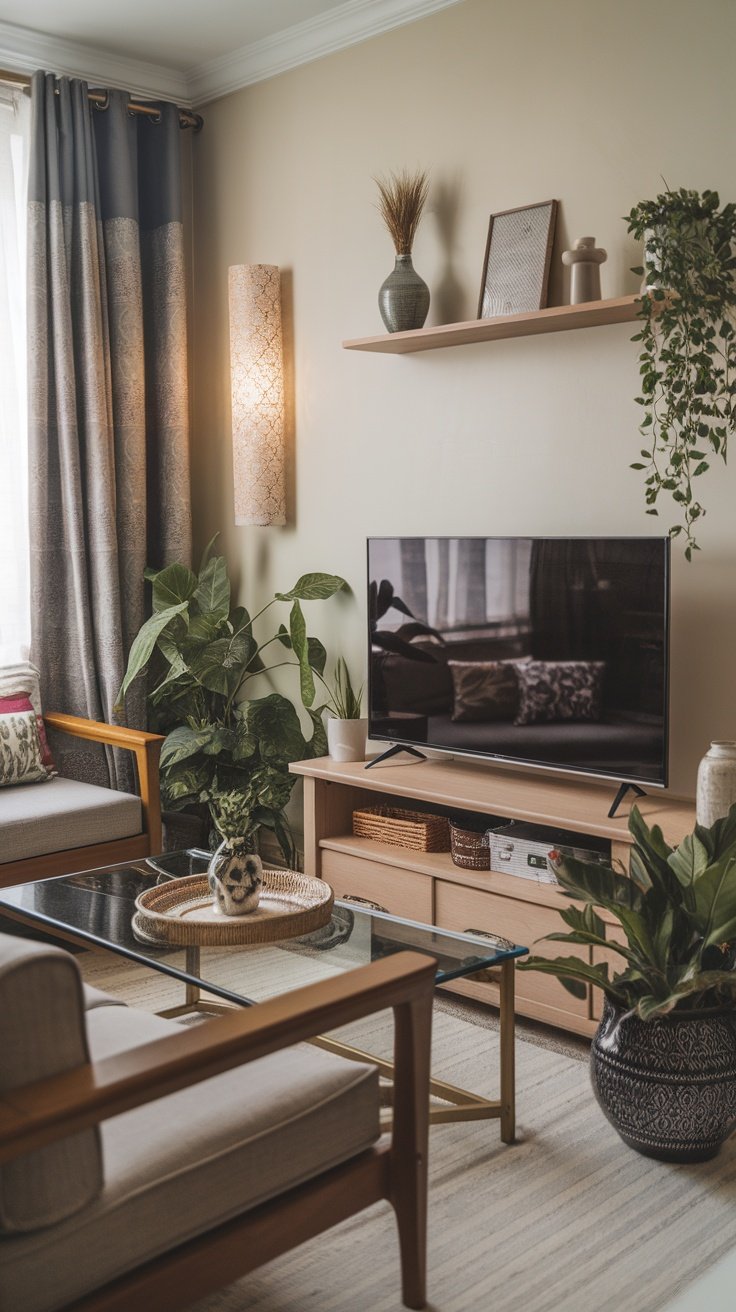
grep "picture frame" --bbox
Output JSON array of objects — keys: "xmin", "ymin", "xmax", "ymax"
[{"xmin": 477, "ymin": 199, "xmax": 558, "ymax": 319}]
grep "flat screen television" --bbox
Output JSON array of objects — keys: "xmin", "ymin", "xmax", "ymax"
[{"xmin": 368, "ymin": 536, "xmax": 670, "ymax": 787}]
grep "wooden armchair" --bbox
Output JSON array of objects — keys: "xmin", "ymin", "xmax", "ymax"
[
  {"xmin": 0, "ymin": 713, "xmax": 163, "ymax": 888},
  {"xmin": 0, "ymin": 947, "xmax": 435, "ymax": 1312}
]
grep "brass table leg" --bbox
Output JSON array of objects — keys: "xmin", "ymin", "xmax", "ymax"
[
  {"xmin": 311, "ymin": 959, "xmax": 518, "ymax": 1138},
  {"xmin": 156, "ymin": 952, "xmax": 518, "ymax": 1141},
  {"xmin": 499, "ymin": 959, "xmax": 516, "ymax": 1143},
  {"xmin": 158, "ymin": 947, "xmax": 238, "ymax": 1019}
]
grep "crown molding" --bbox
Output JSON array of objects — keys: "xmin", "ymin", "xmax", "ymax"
[
  {"xmin": 187, "ymin": 0, "xmax": 465, "ymax": 105},
  {"xmin": 0, "ymin": 19, "xmax": 191, "ymax": 104},
  {"xmin": 0, "ymin": 1, "xmax": 465, "ymax": 112}
]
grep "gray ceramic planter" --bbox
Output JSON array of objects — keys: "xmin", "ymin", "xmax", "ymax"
[
  {"xmin": 591, "ymin": 995, "xmax": 736, "ymax": 1162},
  {"xmin": 378, "ymin": 254, "xmax": 430, "ymax": 332}
]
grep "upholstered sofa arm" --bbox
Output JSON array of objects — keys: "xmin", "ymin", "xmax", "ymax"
[
  {"xmin": 43, "ymin": 713, "xmax": 163, "ymax": 853},
  {"xmin": 0, "ymin": 951, "xmax": 435, "ymax": 1167}
]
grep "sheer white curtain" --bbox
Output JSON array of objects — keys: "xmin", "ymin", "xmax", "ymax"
[{"xmin": 0, "ymin": 87, "xmax": 30, "ymax": 663}]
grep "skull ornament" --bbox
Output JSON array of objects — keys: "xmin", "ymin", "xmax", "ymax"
[{"xmin": 208, "ymin": 838, "xmax": 263, "ymax": 916}]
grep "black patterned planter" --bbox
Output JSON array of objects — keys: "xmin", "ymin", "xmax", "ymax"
[{"xmin": 591, "ymin": 996, "xmax": 736, "ymax": 1162}]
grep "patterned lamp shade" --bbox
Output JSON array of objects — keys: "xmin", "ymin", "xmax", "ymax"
[{"xmin": 228, "ymin": 264, "xmax": 286, "ymax": 526}]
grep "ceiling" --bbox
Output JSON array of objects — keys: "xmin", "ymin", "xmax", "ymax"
[
  {"xmin": 0, "ymin": 0, "xmax": 463, "ymax": 104},
  {"xmin": 0, "ymin": 0, "xmax": 350, "ymax": 71}
]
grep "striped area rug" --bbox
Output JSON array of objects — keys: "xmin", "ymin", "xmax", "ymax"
[{"xmin": 80, "ymin": 951, "xmax": 736, "ymax": 1312}]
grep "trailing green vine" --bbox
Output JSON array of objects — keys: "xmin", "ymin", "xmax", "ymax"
[{"xmin": 625, "ymin": 188, "xmax": 736, "ymax": 558}]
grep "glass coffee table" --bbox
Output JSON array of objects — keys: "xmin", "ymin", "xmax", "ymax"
[{"xmin": 0, "ymin": 851, "xmax": 528, "ymax": 1141}]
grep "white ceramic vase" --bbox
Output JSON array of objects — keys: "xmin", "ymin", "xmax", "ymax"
[
  {"xmin": 207, "ymin": 839, "xmax": 263, "ymax": 916},
  {"xmin": 327, "ymin": 717, "xmax": 368, "ymax": 763},
  {"xmin": 696, "ymin": 742, "xmax": 736, "ymax": 828}
]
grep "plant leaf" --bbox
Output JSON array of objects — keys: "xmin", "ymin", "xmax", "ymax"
[
  {"xmin": 552, "ymin": 852, "xmax": 642, "ymax": 913},
  {"xmin": 160, "ymin": 724, "xmax": 223, "ymax": 768},
  {"xmin": 115, "ymin": 602, "xmax": 189, "ymax": 709},
  {"xmin": 276, "ymin": 573, "xmax": 348, "ymax": 602},
  {"xmin": 517, "ymin": 955, "xmax": 626, "ymax": 1003},
  {"xmin": 695, "ymin": 802, "xmax": 736, "ymax": 862},
  {"xmin": 289, "ymin": 600, "xmax": 315, "ymax": 707},
  {"xmin": 193, "ymin": 555, "xmax": 230, "ymax": 618},
  {"xmin": 160, "ymin": 760, "xmax": 212, "ymax": 809},
  {"xmin": 190, "ymin": 630, "xmax": 256, "ymax": 697},
  {"xmin": 686, "ymin": 854, "xmax": 736, "ymax": 948},
  {"xmin": 151, "ymin": 563, "xmax": 197, "ymax": 613},
  {"xmin": 305, "ymin": 704, "xmax": 328, "ymax": 758},
  {"xmin": 307, "ymin": 636, "xmax": 327, "ymax": 676},
  {"xmin": 249, "ymin": 694, "xmax": 307, "ymax": 765},
  {"xmin": 668, "ymin": 832, "xmax": 710, "ymax": 886}
]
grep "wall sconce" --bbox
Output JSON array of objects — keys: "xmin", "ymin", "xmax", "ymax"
[{"xmin": 228, "ymin": 263, "xmax": 286, "ymax": 526}]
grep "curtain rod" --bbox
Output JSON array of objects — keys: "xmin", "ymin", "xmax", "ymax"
[{"xmin": 0, "ymin": 67, "xmax": 203, "ymax": 131}]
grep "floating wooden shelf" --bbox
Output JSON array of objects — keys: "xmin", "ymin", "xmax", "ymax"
[{"xmin": 342, "ymin": 293, "xmax": 641, "ymax": 355}]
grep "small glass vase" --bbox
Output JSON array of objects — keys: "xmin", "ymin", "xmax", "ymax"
[
  {"xmin": 696, "ymin": 741, "xmax": 736, "ymax": 828},
  {"xmin": 378, "ymin": 254, "xmax": 430, "ymax": 333}
]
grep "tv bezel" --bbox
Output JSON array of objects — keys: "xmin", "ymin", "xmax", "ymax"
[{"xmin": 366, "ymin": 534, "xmax": 670, "ymax": 789}]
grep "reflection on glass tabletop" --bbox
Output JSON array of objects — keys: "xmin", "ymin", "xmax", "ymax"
[{"xmin": 0, "ymin": 849, "xmax": 528, "ymax": 1007}]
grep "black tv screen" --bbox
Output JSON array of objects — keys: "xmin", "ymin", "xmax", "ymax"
[{"xmin": 368, "ymin": 537, "xmax": 670, "ymax": 786}]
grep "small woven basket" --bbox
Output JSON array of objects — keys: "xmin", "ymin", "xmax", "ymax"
[
  {"xmin": 449, "ymin": 818, "xmax": 492, "ymax": 870},
  {"xmin": 352, "ymin": 805, "xmax": 450, "ymax": 852},
  {"xmin": 133, "ymin": 870, "xmax": 333, "ymax": 947}
]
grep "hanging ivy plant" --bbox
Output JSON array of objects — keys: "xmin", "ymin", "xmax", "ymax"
[{"xmin": 625, "ymin": 188, "xmax": 736, "ymax": 559}]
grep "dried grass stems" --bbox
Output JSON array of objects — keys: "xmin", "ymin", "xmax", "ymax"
[{"xmin": 375, "ymin": 169, "xmax": 429, "ymax": 256}]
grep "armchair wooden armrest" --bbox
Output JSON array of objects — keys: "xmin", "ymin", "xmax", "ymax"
[
  {"xmin": 0, "ymin": 951, "xmax": 434, "ymax": 1161},
  {"xmin": 43, "ymin": 712, "xmax": 163, "ymax": 855}
]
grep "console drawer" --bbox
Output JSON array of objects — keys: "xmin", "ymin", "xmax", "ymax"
[
  {"xmin": 319, "ymin": 849, "xmax": 433, "ymax": 922},
  {"xmin": 435, "ymin": 880, "xmax": 590, "ymax": 1016}
]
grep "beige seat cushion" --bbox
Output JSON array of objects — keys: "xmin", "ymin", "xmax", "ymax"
[
  {"xmin": 82, "ymin": 983, "xmax": 126, "ymax": 1010},
  {"xmin": 0, "ymin": 776, "xmax": 142, "ymax": 863},
  {"xmin": 0, "ymin": 1004, "xmax": 380, "ymax": 1312}
]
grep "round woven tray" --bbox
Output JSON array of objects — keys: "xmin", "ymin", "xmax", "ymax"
[{"xmin": 132, "ymin": 870, "xmax": 334, "ymax": 947}]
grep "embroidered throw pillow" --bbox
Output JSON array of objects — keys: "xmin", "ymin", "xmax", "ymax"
[
  {"xmin": 448, "ymin": 660, "xmax": 520, "ymax": 722},
  {"xmin": 514, "ymin": 660, "xmax": 606, "ymax": 726},
  {"xmin": 0, "ymin": 709, "xmax": 49, "ymax": 787},
  {"xmin": 0, "ymin": 693, "xmax": 56, "ymax": 775}
]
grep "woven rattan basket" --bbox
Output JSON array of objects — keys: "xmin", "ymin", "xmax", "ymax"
[
  {"xmin": 132, "ymin": 869, "xmax": 334, "ymax": 947},
  {"xmin": 352, "ymin": 805, "xmax": 450, "ymax": 852},
  {"xmin": 449, "ymin": 818, "xmax": 492, "ymax": 870}
]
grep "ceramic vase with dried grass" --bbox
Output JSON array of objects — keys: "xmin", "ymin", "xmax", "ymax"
[{"xmin": 375, "ymin": 169, "xmax": 430, "ymax": 332}]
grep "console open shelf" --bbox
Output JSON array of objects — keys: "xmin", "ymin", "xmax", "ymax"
[
  {"xmin": 342, "ymin": 293, "xmax": 640, "ymax": 355},
  {"xmin": 291, "ymin": 756, "xmax": 695, "ymax": 1038}
]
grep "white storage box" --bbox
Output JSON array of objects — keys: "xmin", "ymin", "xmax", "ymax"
[{"xmin": 488, "ymin": 821, "xmax": 609, "ymax": 885}]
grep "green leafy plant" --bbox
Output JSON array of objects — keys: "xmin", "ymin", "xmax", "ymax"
[
  {"xmin": 626, "ymin": 187, "xmax": 736, "ymax": 559},
  {"xmin": 116, "ymin": 540, "xmax": 348, "ymax": 862},
  {"xmin": 518, "ymin": 804, "xmax": 736, "ymax": 1020},
  {"xmin": 317, "ymin": 657, "xmax": 363, "ymax": 720}
]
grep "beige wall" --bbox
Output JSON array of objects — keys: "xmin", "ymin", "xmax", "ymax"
[{"xmin": 191, "ymin": 0, "xmax": 736, "ymax": 799}]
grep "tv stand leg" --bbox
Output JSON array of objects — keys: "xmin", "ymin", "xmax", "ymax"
[
  {"xmin": 608, "ymin": 781, "xmax": 647, "ymax": 819},
  {"xmin": 365, "ymin": 743, "xmax": 428, "ymax": 770}
]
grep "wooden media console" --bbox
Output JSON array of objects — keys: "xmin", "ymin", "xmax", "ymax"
[{"xmin": 290, "ymin": 756, "xmax": 695, "ymax": 1038}]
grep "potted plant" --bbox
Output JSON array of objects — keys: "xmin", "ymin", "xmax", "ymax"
[
  {"xmin": 518, "ymin": 804, "xmax": 736, "ymax": 1161},
  {"xmin": 315, "ymin": 658, "xmax": 366, "ymax": 763},
  {"xmin": 116, "ymin": 540, "xmax": 347, "ymax": 864},
  {"xmin": 625, "ymin": 187, "xmax": 736, "ymax": 559}
]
